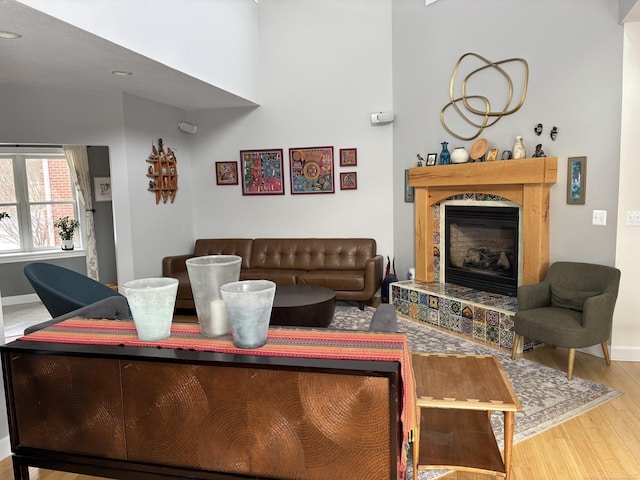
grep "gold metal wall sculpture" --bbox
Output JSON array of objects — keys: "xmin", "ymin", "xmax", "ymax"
[{"xmin": 441, "ymin": 53, "xmax": 529, "ymax": 141}]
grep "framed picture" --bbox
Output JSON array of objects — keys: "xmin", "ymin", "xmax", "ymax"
[
  {"xmin": 239, "ymin": 149, "xmax": 285, "ymax": 195},
  {"xmin": 567, "ymin": 156, "xmax": 587, "ymax": 205},
  {"xmin": 215, "ymin": 161, "xmax": 238, "ymax": 185},
  {"xmin": 93, "ymin": 177, "xmax": 112, "ymax": 202},
  {"xmin": 486, "ymin": 148, "xmax": 499, "ymax": 162},
  {"xmin": 340, "ymin": 172, "xmax": 357, "ymax": 190},
  {"xmin": 339, "ymin": 148, "xmax": 357, "ymax": 166},
  {"xmin": 404, "ymin": 169, "xmax": 414, "ymax": 202},
  {"xmin": 426, "ymin": 153, "xmax": 438, "ymax": 166},
  {"xmin": 289, "ymin": 146, "xmax": 334, "ymax": 194}
]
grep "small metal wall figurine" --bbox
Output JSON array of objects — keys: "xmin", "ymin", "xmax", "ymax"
[
  {"xmin": 532, "ymin": 144, "xmax": 546, "ymax": 157},
  {"xmin": 550, "ymin": 126, "xmax": 558, "ymax": 141},
  {"xmin": 534, "ymin": 123, "xmax": 543, "ymax": 136}
]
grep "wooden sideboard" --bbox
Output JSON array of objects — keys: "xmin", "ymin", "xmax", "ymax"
[{"xmin": 1, "ymin": 340, "xmax": 402, "ymax": 480}]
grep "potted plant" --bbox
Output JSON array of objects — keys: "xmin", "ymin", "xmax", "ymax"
[{"xmin": 54, "ymin": 216, "xmax": 79, "ymax": 250}]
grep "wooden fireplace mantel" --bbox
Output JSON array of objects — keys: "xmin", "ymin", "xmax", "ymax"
[{"xmin": 409, "ymin": 157, "xmax": 558, "ymax": 286}]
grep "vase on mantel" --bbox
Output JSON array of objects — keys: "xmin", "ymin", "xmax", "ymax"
[
  {"xmin": 513, "ymin": 136, "xmax": 526, "ymax": 159},
  {"xmin": 450, "ymin": 147, "xmax": 469, "ymax": 164},
  {"xmin": 439, "ymin": 142, "xmax": 450, "ymax": 165}
]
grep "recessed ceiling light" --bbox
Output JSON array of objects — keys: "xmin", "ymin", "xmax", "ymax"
[
  {"xmin": 111, "ymin": 70, "xmax": 133, "ymax": 76},
  {"xmin": 0, "ymin": 30, "xmax": 22, "ymax": 39}
]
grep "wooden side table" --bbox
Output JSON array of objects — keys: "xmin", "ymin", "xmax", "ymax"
[{"xmin": 411, "ymin": 353, "xmax": 521, "ymax": 480}]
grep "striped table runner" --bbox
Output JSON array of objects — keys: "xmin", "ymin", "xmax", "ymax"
[{"xmin": 21, "ymin": 318, "xmax": 416, "ymax": 479}]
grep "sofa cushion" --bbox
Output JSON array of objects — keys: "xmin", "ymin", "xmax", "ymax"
[
  {"xmin": 241, "ymin": 269, "xmax": 299, "ymax": 285},
  {"xmin": 250, "ymin": 238, "xmax": 377, "ymax": 271},
  {"xmin": 297, "ymin": 270, "xmax": 365, "ymax": 291},
  {"xmin": 193, "ymin": 239, "xmax": 253, "ymax": 269},
  {"xmin": 550, "ymin": 285, "xmax": 601, "ymax": 311}
]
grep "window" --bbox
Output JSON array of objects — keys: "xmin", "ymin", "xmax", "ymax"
[{"xmin": 0, "ymin": 147, "xmax": 80, "ymax": 254}]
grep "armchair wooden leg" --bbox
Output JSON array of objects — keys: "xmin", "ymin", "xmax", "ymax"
[
  {"xmin": 601, "ymin": 341, "xmax": 611, "ymax": 366},
  {"xmin": 567, "ymin": 348, "xmax": 576, "ymax": 380},
  {"xmin": 511, "ymin": 334, "xmax": 521, "ymax": 360}
]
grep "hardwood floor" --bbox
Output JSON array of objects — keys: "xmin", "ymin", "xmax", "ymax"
[{"xmin": 2, "ymin": 346, "xmax": 639, "ymax": 480}]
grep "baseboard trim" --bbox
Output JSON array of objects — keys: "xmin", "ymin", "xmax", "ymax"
[
  {"xmin": 1, "ymin": 294, "xmax": 40, "ymax": 306},
  {"xmin": 0, "ymin": 435, "xmax": 10, "ymax": 462},
  {"xmin": 611, "ymin": 345, "xmax": 640, "ymax": 362}
]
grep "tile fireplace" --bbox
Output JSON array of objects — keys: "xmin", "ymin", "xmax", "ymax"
[{"xmin": 392, "ymin": 158, "xmax": 557, "ymax": 351}]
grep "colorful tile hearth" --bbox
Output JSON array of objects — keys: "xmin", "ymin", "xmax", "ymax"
[{"xmin": 390, "ymin": 280, "xmax": 541, "ymax": 353}]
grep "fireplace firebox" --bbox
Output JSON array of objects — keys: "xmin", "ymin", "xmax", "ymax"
[{"xmin": 444, "ymin": 205, "xmax": 519, "ymax": 296}]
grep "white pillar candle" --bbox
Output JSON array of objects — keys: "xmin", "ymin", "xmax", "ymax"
[{"xmin": 205, "ymin": 298, "xmax": 230, "ymax": 336}]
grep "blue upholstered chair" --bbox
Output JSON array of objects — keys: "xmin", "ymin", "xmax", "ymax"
[{"xmin": 24, "ymin": 262, "xmax": 125, "ymax": 318}]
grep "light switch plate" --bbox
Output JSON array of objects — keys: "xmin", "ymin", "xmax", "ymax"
[{"xmin": 592, "ymin": 210, "xmax": 607, "ymax": 226}]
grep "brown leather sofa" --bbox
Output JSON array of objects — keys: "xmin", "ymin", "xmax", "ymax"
[{"xmin": 162, "ymin": 238, "xmax": 383, "ymax": 310}]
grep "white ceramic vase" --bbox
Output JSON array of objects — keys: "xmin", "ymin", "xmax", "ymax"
[
  {"xmin": 450, "ymin": 147, "xmax": 470, "ymax": 164},
  {"xmin": 513, "ymin": 136, "xmax": 526, "ymax": 159}
]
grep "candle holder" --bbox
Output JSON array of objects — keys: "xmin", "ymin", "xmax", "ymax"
[
  {"xmin": 121, "ymin": 277, "xmax": 178, "ymax": 341},
  {"xmin": 220, "ymin": 280, "xmax": 276, "ymax": 349},
  {"xmin": 186, "ymin": 255, "xmax": 242, "ymax": 337}
]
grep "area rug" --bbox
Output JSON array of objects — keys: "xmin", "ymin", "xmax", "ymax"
[{"xmin": 331, "ymin": 303, "xmax": 622, "ymax": 480}]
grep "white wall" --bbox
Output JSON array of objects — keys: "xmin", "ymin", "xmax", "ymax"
[
  {"xmin": 16, "ymin": 0, "xmax": 261, "ymax": 104},
  {"xmin": 187, "ymin": 0, "xmax": 395, "ymax": 258},
  {"xmin": 614, "ymin": 21, "xmax": 640, "ymax": 360},
  {"xmin": 121, "ymin": 94, "xmax": 197, "ymax": 278},
  {"xmin": 0, "ymin": 84, "xmax": 136, "ymax": 284},
  {"xmin": 392, "ymin": 0, "xmax": 623, "ymax": 280}
]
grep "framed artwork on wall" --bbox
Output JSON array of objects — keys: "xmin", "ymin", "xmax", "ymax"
[
  {"xmin": 93, "ymin": 177, "xmax": 112, "ymax": 202},
  {"xmin": 289, "ymin": 146, "xmax": 334, "ymax": 194},
  {"xmin": 215, "ymin": 161, "xmax": 238, "ymax": 185},
  {"xmin": 239, "ymin": 149, "xmax": 285, "ymax": 195},
  {"xmin": 567, "ymin": 156, "xmax": 586, "ymax": 204},
  {"xmin": 340, "ymin": 172, "xmax": 357, "ymax": 190},
  {"xmin": 339, "ymin": 148, "xmax": 357, "ymax": 166}
]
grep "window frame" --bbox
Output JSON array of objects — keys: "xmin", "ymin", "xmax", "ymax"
[{"xmin": 0, "ymin": 146, "xmax": 82, "ymax": 257}]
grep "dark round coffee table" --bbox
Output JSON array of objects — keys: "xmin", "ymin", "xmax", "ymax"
[{"xmin": 270, "ymin": 285, "xmax": 336, "ymax": 327}]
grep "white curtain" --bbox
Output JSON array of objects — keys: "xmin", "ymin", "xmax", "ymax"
[{"xmin": 63, "ymin": 145, "xmax": 100, "ymax": 280}]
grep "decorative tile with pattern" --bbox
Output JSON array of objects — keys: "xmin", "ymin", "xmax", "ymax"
[{"xmin": 390, "ymin": 281, "xmax": 534, "ymax": 353}]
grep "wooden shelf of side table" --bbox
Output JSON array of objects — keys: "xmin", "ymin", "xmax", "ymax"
[{"xmin": 411, "ymin": 353, "xmax": 521, "ymax": 480}]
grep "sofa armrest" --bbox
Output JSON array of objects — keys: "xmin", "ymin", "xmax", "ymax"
[
  {"xmin": 581, "ymin": 292, "xmax": 617, "ymax": 339},
  {"xmin": 517, "ymin": 282, "xmax": 550, "ymax": 311},
  {"xmin": 369, "ymin": 304, "xmax": 398, "ymax": 332},
  {"xmin": 162, "ymin": 253, "xmax": 195, "ymax": 276},
  {"xmin": 363, "ymin": 255, "xmax": 384, "ymax": 297}
]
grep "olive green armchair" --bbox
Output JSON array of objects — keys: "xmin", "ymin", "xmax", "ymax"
[{"xmin": 511, "ymin": 261, "xmax": 621, "ymax": 380}]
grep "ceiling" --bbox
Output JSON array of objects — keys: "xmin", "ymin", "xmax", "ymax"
[
  {"xmin": 0, "ymin": 0, "xmax": 257, "ymax": 111},
  {"xmin": 1, "ymin": 0, "xmax": 639, "ymax": 112}
]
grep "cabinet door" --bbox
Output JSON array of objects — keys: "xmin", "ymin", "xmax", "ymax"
[
  {"xmin": 9, "ymin": 353, "xmax": 126, "ymax": 458},
  {"xmin": 121, "ymin": 361, "xmax": 252, "ymax": 473},
  {"xmin": 246, "ymin": 368, "xmax": 392, "ymax": 480},
  {"xmin": 121, "ymin": 360, "xmax": 392, "ymax": 480}
]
